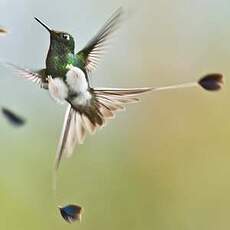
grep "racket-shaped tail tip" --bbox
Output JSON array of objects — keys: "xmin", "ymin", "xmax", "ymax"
[
  {"xmin": 198, "ymin": 73, "xmax": 224, "ymax": 91},
  {"xmin": 2, "ymin": 107, "xmax": 26, "ymax": 127},
  {"xmin": 59, "ymin": 204, "xmax": 83, "ymax": 223}
]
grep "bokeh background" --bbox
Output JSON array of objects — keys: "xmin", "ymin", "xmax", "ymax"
[{"xmin": 0, "ymin": 0, "xmax": 230, "ymax": 229}]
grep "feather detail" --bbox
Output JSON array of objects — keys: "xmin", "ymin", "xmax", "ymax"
[
  {"xmin": 54, "ymin": 105, "xmax": 72, "ymax": 170},
  {"xmin": 76, "ymin": 7, "xmax": 123, "ymax": 73},
  {"xmin": 4, "ymin": 62, "xmax": 48, "ymax": 89},
  {"xmin": 54, "ymin": 87, "xmax": 152, "ymax": 169}
]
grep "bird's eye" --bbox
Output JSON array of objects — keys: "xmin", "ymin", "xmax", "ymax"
[{"xmin": 62, "ymin": 34, "xmax": 70, "ymax": 40}]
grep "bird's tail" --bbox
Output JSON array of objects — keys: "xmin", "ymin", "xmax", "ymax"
[{"xmin": 54, "ymin": 87, "xmax": 152, "ymax": 170}]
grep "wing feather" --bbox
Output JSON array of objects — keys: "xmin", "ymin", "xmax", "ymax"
[
  {"xmin": 5, "ymin": 63, "xmax": 48, "ymax": 89},
  {"xmin": 76, "ymin": 7, "xmax": 123, "ymax": 73}
]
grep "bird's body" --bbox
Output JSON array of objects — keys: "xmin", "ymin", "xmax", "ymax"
[
  {"xmin": 45, "ymin": 37, "xmax": 91, "ymax": 107},
  {"xmin": 48, "ymin": 65, "xmax": 91, "ymax": 106}
]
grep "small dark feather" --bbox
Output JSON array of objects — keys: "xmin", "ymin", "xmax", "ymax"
[
  {"xmin": 199, "ymin": 73, "xmax": 224, "ymax": 91},
  {"xmin": 0, "ymin": 27, "xmax": 7, "ymax": 34},
  {"xmin": 2, "ymin": 107, "xmax": 26, "ymax": 127},
  {"xmin": 59, "ymin": 204, "xmax": 83, "ymax": 223}
]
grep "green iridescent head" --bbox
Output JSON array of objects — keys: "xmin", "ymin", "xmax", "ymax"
[{"xmin": 34, "ymin": 17, "xmax": 75, "ymax": 53}]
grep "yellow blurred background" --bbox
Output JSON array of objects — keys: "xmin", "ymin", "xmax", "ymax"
[{"xmin": 0, "ymin": 0, "xmax": 229, "ymax": 229}]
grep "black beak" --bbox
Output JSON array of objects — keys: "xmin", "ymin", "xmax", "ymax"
[{"xmin": 34, "ymin": 17, "xmax": 51, "ymax": 33}]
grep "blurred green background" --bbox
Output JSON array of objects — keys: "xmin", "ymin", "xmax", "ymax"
[{"xmin": 0, "ymin": 0, "xmax": 230, "ymax": 229}]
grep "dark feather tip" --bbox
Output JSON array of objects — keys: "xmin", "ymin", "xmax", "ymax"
[
  {"xmin": 59, "ymin": 204, "xmax": 83, "ymax": 223},
  {"xmin": 2, "ymin": 107, "xmax": 26, "ymax": 127},
  {"xmin": 198, "ymin": 73, "xmax": 224, "ymax": 91},
  {"xmin": 0, "ymin": 27, "xmax": 7, "ymax": 34}
]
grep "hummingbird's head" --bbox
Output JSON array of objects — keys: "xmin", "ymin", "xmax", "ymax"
[
  {"xmin": 34, "ymin": 17, "xmax": 75, "ymax": 53},
  {"xmin": 50, "ymin": 30, "xmax": 75, "ymax": 53}
]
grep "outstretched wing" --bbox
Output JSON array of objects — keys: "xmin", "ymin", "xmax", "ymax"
[
  {"xmin": 6, "ymin": 63, "xmax": 48, "ymax": 89},
  {"xmin": 76, "ymin": 7, "xmax": 123, "ymax": 74}
]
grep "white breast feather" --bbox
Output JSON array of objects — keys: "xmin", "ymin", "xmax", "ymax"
[
  {"xmin": 66, "ymin": 67, "xmax": 88, "ymax": 93},
  {"xmin": 48, "ymin": 76, "xmax": 68, "ymax": 104},
  {"xmin": 48, "ymin": 66, "xmax": 91, "ymax": 107},
  {"xmin": 72, "ymin": 91, "xmax": 92, "ymax": 106}
]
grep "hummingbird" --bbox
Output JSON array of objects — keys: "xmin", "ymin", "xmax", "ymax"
[{"xmin": 5, "ymin": 8, "xmax": 224, "ymax": 170}]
